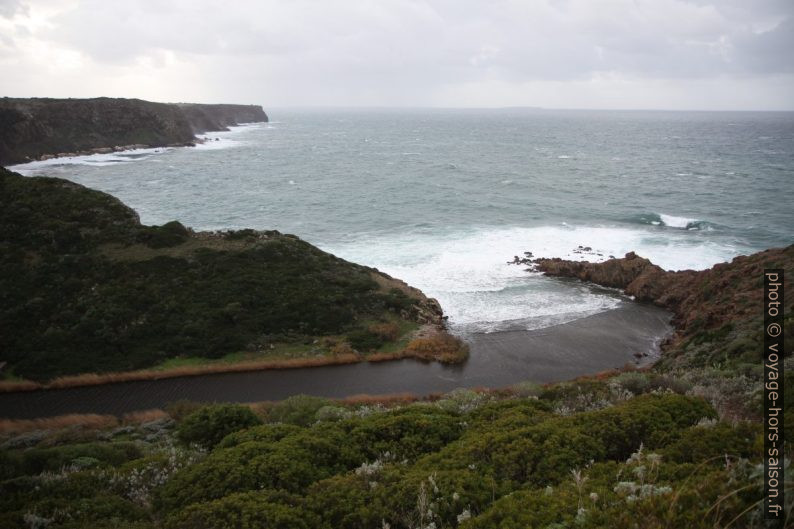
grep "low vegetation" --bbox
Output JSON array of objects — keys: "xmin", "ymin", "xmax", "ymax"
[
  {"xmin": 0, "ymin": 374, "xmax": 789, "ymax": 528},
  {"xmin": 0, "ymin": 168, "xmax": 461, "ymax": 384}
]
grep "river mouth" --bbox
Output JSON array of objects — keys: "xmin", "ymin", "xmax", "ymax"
[{"xmin": 0, "ymin": 301, "xmax": 671, "ymax": 420}]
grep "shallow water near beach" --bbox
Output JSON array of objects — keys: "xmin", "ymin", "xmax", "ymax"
[{"xmin": 13, "ymin": 108, "xmax": 794, "ymax": 335}]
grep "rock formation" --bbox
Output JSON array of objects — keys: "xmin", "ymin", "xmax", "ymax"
[{"xmin": 532, "ymin": 248, "xmax": 793, "ymax": 369}]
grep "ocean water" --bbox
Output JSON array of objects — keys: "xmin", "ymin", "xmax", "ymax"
[{"xmin": 12, "ymin": 109, "xmax": 794, "ymax": 334}]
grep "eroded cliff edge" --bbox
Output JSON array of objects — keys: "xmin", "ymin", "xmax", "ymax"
[{"xmin": 0, "ymin": 97, "xmax": 268, "ymax": 165}]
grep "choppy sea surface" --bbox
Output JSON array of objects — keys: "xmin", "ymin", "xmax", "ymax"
[{"xmin": 12, "ymin": 109, "xmax": 794, "ymax": 335}]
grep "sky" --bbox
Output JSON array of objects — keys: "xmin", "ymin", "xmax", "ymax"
[{"xmin": 1, "ymin": 0, "xmax": 793, "ymax": 110}]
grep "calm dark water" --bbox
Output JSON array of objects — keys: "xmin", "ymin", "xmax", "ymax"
[{"xmin": 0, "ymin": 303, "xmax": 670, "ymax": 419}]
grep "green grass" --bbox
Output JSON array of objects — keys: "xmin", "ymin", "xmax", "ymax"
[{"xmin": 153, "ymin": 343, "xmax": 324, "ymax": 371}]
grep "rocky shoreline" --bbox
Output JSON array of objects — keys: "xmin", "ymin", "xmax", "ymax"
[
  {"xmin": 527, "ymin": 247, "xmax": 792, "ymax": 377},
  {"xmin": 34, "ymin": 142, "xmax": 194, "ymax": 161}
]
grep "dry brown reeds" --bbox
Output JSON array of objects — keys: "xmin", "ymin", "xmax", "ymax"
[
  {"xmin": 0, "ymin": 413, "xmax": 119, "ymax": 435},
  {"xmin": 0, "ymin": 332, "xmax": 472, "ymax": 394},
  {"xmin": 368, "ymin": 322, "xmax": 401, "ymax": 341},
  {"xmin": 0, "ymin": 352, "xmax": 364, "ymax": 393},
  {"xmin": 339, "ymin": 392, "xmax": 419, "ymax": 407},
  {"xmin": 121, "ymin": 409, "xmax": 170, "ymax": 424},
  {"xmin": 403, "ymin": 331, "xmax": 470, "ymax": 363}
]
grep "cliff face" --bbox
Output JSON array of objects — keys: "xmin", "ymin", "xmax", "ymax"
[
  {"xmin": 177, "ymin": 103, "xmax": 269, "ymax": 134},
  {"xmin": 0, "ymin": 97, "xmax": 268, "ymax": 165}
]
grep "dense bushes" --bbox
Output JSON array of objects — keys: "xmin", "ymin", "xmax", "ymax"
[
  {"xmin": 165, "ymin": 491, "xmax": 314, "ymax": 529},
  {"xmin": 0, "ymin": 386, "xmax": 781, "ymax": 529},
  {"xmin": 266, "ymin": 395, "xmax": 332, "ymax": 426},
  {"xmin": 0, "ymin": 441, "xmax": 142, "ymax": 480},
  {"xmin": 176, "ymin": 404, "xmax": 261, "ymax": 449},
  {"xmin": 0, "ymin": 169, "xmax": 433, "ymax": 380}
]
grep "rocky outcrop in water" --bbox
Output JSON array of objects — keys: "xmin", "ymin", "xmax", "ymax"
[
  {"xmin": 533, "ymin": 252, "xmax": 683, "ymax": 305},
  {"xmin": 0, "ymin": 97, "xmax": 268, "ymax": 165},
  {"xmin": 532, "ymin": 248, "xmax": 793, "ymax": 370}
]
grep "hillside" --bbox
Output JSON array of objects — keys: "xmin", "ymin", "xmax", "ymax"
[
  {"xmin": 0, "ymin": 98, "xmax": 268, "ymax": 165},
  {"xmin": 0, "ymin": 168, "xmax": 463, "ymax": 383},
  {"xmin": 0, "ymin": 228, "xmax": 790, "ymax": 526}
]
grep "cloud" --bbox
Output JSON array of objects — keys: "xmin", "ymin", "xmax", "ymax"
[
  {"xmin": 0, "ymin": 0, "xmax": 792, "ymax": 109},
  {"xmin": 0, "ymin": 0, "xmax": 28, "ymax": 19}
]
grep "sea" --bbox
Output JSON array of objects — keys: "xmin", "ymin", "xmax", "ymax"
[{"xmin": 11, "ymin": 108, "xmax": 794, "ymax": 336}]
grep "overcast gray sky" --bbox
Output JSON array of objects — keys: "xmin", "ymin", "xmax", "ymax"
[{"xmin": 1, "ymin": 0, "xmax": 793, "ymax": 110}]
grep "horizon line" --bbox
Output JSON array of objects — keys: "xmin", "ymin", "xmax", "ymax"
[{"xmin": 3, "ymin": 96, "xmax": 794, "ymax": 113}]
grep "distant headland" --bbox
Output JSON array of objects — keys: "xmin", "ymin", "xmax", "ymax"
[{"xmin": 0, "ymin": 97, "xmax": 268, "ymax": 165}]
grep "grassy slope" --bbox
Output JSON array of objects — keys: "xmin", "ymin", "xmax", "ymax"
[
  {"xmin": 0, "ymin": 168, "xmax": 463, "ymax": 383},
  {"xmin": 0, "ymin": 246, "xmax": 790, "ymax": 528}
]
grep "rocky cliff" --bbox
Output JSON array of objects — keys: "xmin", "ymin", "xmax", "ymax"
[
  {"xmin": 177, "ymin": 103, "xmax": 268, "ymax": 134},
  {"xmin": 0, "ymin": 97, "xmax": 268, "ymax": 165}
]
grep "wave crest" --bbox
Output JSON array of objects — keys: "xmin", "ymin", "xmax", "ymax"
[{"xmin": 629, "ymin": 212, "xmax": 712, "ymax": 231}]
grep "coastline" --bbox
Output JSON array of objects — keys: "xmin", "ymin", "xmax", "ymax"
[
  {"xmin": 0, "ymin": 98, "xmax": 268, "ymax": 166},
  {"xmin": 4, "ymin": 122, "xmax": 266, "ymax": 174}
]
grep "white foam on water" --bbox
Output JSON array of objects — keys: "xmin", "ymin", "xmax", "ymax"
[
  {"xmin": 8, "ymin": 147, "xmax": 174, "ymax": 175},
  {"xmin": 324, "ymin": 224, "xmax": 742, "ymax": 334},
  {"xmin": 8, "ymin": 122, "xmax": 269, "ymax": 174},
  {"xmin": 659, "ymin": 213, "xmax": 698, "ymax": 229},
  {"xmin": 195, "ymin": 122, "xmax": 266, "ymax": 151}
]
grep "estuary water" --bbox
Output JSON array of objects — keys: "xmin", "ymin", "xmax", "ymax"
[{"xmin": 13, "ymin": 108, "xmax": 794, "ymax": 335}]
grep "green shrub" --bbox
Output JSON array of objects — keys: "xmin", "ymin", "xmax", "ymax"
[
  {"xmin": 176, "ymin": 404, "xmax": 262, "ymax": 449},
  {"xmin": 350, "ymin": 407, "xmax": 465, "ymax": 460},
  {"xmin": 138, "ymin": 221, "xmax": 190, "ymax": 248},
  {"xmin": 165, "ymin": 491, "xmax": 313, "ymax": 529},
  {"xmin": 347, "ymin": 328, "xmax": 385, "ymax": 352},
  {"xmin": 267, "ymin": 395, "xmax": 332, "ymax": 426},
  {"xmin": 613, "ymin": 371, "xmax": 650, "ymax": 395},
  {"xmin": 662, "ymin": 422, "xmax": 760, "ymax": 463},
  {"xmin": 13, "ymin": 442, "xmax": 141, "ymax": 477},
  {"xmin": 157, "ymin": 425, "xmax": 362, "ymax": 510},
  {"xmin": 217, "ymin": 423, "xmax": 303, "ymax": 449}
]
